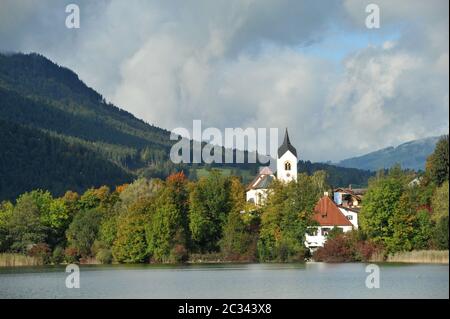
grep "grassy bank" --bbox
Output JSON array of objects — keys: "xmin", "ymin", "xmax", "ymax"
[
  {"xmin": 386, "ymin": 250, "xmax": 449, "ymax": 264},
  {"xmin": 0, "ymin": 253, "xmax": 43, "ymax": 267}
]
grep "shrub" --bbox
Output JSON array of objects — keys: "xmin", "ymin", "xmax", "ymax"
[
  {"xmin": 28, "ymin": 243, "xmax": 51, "ymax": 264},
  {"xmin": 355, "ymin": 240, "xmax": 384, "ymax": 262},
  {"xmin": 96, "ymin": 249, "xmax": 113, "ymax": 264},
  {"xmin": 51, "ymin": 246, "xmax": 65, "ymax": 264},
  {"xmin": 169, "ymin": 244, "xmax": 188, "ymax": 263},
  {"xmin": 313, "ymin": 234, "xmax": 354, "ymax": 262},
  {"xmin": 64, "ymin": 246, "xmax": 79, "ymax": 263},
  {"xmin": 313, "ymin": 231, "xmax": 384, "ymax": 262}
]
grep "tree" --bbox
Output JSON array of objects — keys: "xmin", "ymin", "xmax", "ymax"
[
  {"xmin": 7, "ymin": 192, "xmax": 48, "ymax": 253},
  {"xmin": 426, "ymin": 135, "xmax": 449, "ymax": 187},
  {"xmin": 220, "ymin": 178, "xmax": 258, "ymax": 261},
  {"xmin": 360, "ymin": 168, "xmax": 434, "ymax": 253},
  {"xmin": 165, "ymin": 172, "xmax": 190, "ymax": 250},
  {"xmin": 258, "ymin": 172, "xmax": 327, "ymax": 262},
  {"xmin": 431, "ymin": 181, "xmax": 449, "ymax": 223},
  {"xmin": 359, "ymin": 176, "xmax": 404, "ymax": 249},
  {"xmin": 66, "ymin": 209, "xmax": 102, "ymax": 258},
  {"xmin": 78, "ymin": 186, "xmax": 113, "ymax": 211},
  {"xmin": 112, "ymin": 210, "xmax": 148, "ymax": 263},
  {"xmin": 188, "ymin": 170, "xmax": 231, "ymax": 252},
  {"xmin": 146, "ymin": 187, "xmax": 184, "ymax": 262},
  {"xmin": 145, "ymin": 173, "xmax": 190, "ymax": 263},
  {"xmin": 432, "ymin": 216, "xmax": 449, "ymax": 250},
  {"xmin": 0, "ymin": 201, "xmax": 14, "ymax": 251}
]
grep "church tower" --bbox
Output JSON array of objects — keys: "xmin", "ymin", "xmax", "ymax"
[{"xmin": 277, "ymin": 129, "xmax": 298, "ymax": 182}]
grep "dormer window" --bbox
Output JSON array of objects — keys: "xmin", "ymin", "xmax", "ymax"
[{"xmin": 284, "ymin": 161, "xmax": 291, "ymax": 171}]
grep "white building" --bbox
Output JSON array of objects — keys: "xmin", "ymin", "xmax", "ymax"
[
  {"xmin": 246, "ymin": 129, "xmax": 297, "ymax": 204},
  {"xmin": 246, "ymin": 167, "xmax": 275, "ymax": 206},
  {"xmin": 305, "ymin": 196, "xmax": 358, "ymax": 250},
  {"xmin": 246, "ymin": 128, "xmax": 360, "ymax": 250},
  {"xmin": 276, "ymin": 129, "xmax": 297, "ymax": 183}
]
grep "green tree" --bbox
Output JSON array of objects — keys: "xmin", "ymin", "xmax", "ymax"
[
  {"xmin": 426, "ymin": 135, "xmax": 449, "ymax": 186},
  {"xmin": 431, "ymin": 181, "xmax": 449, "ymax": 223},
  {"xmin": 99, "ymin": 178, "xmax": 160, "ymax": 251},
  {"xmin": 98, "ymin": 216, "xmax": 118, "ymax": 248},
  {"xmin": 359, "ymin": 176, "xmax": 404, "ymax": 249},
  {"xmin": 0, "ymin": 201, "xmax": 14, "ymax": 251},
  {"xmin": 432, "ymin": 216, "xmax": 449, "ymax": 249},
  {"xmin": 66, "ymin": 209, "xmax": 102, "ymax": 258},
  {"xmin": 112, "ymin": 210, "xmax": 148, "ymax": 263},
  {"xmin": 188, "ymin": 170, "xmax": 231, "ymax": 252},
  {"xmin": 7, "ymin": 192, "xmax": 48, "ymax": 252},
  {"xmin": 146, "ymin": 188, "xmax": 183, "ymax": 262},
  {"xmin": 361, "ymin": 169, "xmax": 434, "ymax": 253},
  {"xmin": 146, "ymin": 173, "xmax": 190, "ymax": 263},
  {"xmin": 258, "ymin": 172, "xmax": 327, "ymax": 262},
  {"xmin": 220, "ymin": 178, "xmax": 259, "ymax": 261}
]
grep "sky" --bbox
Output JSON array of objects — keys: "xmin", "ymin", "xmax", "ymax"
[{"xmin": 0, "ymin": 0, "xmax": 448, "ymax": 162}]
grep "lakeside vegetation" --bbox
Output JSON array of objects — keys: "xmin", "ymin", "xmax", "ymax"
[
  {"xmin": 386, "ymin": 250, "xmax": 448, "ymax": 264},
  {"xmin": 0, "ymin": 136, "xmax": 449, "ymax": 265},
  {"xmin": 0, "ymin": 253, "xmax": 43, "ymax": 267},
  {"xmin": 0, "ymin": 134, "xmax": 448, "ymax": 266}
]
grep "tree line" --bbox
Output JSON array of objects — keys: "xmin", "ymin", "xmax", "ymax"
[
  {"xmin": 314, "ymin": 135, "xmax": 449, "ymax": 262},
  {"xmin": 0, "ymin": 136, "xmax": 447, "ymax": 265},
  {"xmin": 0, "ymin": 168, "xmax": 329, "ymax": 264}
]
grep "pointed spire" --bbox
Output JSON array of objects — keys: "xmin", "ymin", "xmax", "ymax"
[
  {"xmin": 283, "ymin": 128, "xmax": 290, "ymax": 145},
  {"xmin": 278, "ymin": 128, "xmax": 297, "ymax": 158}
]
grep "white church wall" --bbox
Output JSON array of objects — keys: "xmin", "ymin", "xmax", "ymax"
[{"xmin": 276, "ymin": 150, "xmax": 297, "ymax": 182}]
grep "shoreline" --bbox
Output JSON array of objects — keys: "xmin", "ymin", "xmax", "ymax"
[{"xmin": 1, "ymin": 250, "xmax": 448, "ymax": 268}]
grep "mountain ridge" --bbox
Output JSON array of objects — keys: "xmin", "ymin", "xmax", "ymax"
[{"xmin": 337, "ymin": 135, "xmax": 444, "ymax": 171}]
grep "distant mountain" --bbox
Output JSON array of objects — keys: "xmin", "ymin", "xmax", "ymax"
[
  {"xmin": 298, "ymin": 160, "xmax": 373, "ymax": 188},
  {"xmin": 0, "ymin": 52, "xmax": 375, "ymax": 200},
  {"xmin": 337, "ymin": 136, "xmax": 443, "ymax": 172}
]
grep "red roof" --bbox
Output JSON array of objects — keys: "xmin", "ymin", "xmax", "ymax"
[{"xmin": 312, "ymin": 196, "xmax": 353, "ymax": 227}]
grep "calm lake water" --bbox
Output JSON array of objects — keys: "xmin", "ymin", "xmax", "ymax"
[{"xmin": 0, "ymin": 262, "xmax": 448, "ymax": 299}]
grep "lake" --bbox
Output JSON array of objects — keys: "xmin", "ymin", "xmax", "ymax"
[{"xmin": 0, "ymin": 262, "xmax": 448, "ymax": 299}]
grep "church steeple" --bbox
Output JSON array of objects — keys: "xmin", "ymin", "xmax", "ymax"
[
  {"xmin": 278, "ymin": 128, "xmax": 297, "ymax": 158},
  {"xmin": 276, "ymin": 128, "xmax": 298, "ymax": 182}
]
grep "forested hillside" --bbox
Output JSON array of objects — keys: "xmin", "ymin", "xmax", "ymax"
[{"xmin": 0, "ymin": 119, "xmax": 132, "ymax": 200}]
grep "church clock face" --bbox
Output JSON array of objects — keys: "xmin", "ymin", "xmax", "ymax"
[{"xmin": 286, "ymin": 173, "xmax": 291, "ymax": 177}]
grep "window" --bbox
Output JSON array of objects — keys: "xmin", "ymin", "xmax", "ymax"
[
  {"xmin": 321, "ymin": 228, "xmax": 331, "ymax": 236},
  {"xmin": 257, "ymin": 193, "xmax": 262, "ymax": 205},
  {"xmin": 309, "ymin": 229, "xmax": 318, "ymax": 236},
  {"xmin": 284, "ymin": 161, "xmax": 291, "ymax": 171},
  {"xmin": 346, "ymin": 215, "xmax": 353, "ymax": 220}
]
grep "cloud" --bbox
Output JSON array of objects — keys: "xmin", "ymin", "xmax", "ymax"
[{"xmin": 0, "ymin": 0, "xmax": 448, "ymax": 162}]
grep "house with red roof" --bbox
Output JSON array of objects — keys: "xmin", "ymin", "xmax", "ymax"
[{"xmin": 305, "ymin": 195, "xmax": 358, "ymax": 250}]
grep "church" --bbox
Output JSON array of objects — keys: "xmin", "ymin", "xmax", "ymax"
[
  {"xmin": 246, "ymin": 129, "xmax": 358, "ymax": 250},
  {"xmin": 246, "ymin": 129, "xmax": 297, "ymax": 205}
]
